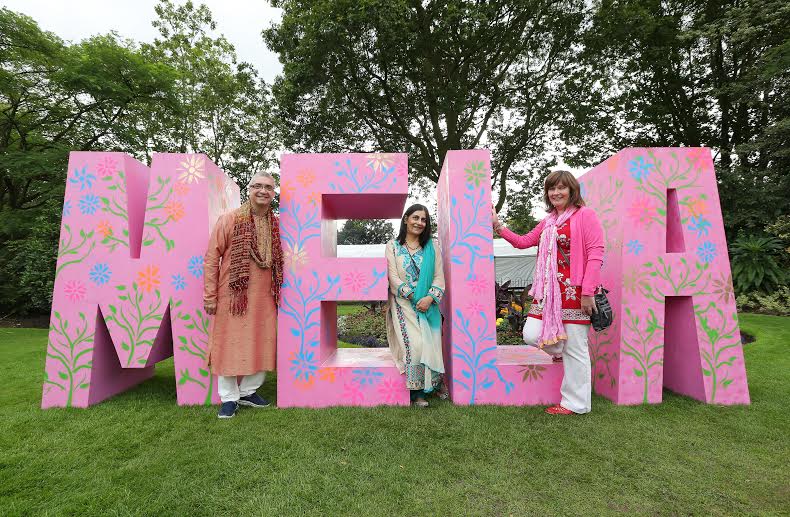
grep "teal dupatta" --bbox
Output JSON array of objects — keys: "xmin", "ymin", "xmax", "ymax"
[{"xmin": 412, "ymin": 239, "xmax": 444, "ymax": 392}]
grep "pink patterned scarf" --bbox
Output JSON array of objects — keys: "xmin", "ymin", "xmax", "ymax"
[{"xmin": 529, "ymin": 206, "xmax": 577, "ymax": 347}]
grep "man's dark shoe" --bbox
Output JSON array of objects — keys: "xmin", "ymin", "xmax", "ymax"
[
  {"xmin": 217, "ymin": 401, "xmax": 238, "ymax": 419},
  {"xmin": 238, "ymin": 393, "xmax": 270, "ymax": 408}
]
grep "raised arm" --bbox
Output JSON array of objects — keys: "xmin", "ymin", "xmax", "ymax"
[{"xmin": 497, "ymin": 219, "xmax": 546, "ymax": 249}]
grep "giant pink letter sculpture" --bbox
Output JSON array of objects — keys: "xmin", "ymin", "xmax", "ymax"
[
  {"xmin": 581, "ymin": 148, "xmax": 749, "ymax": 404},
  {"xmin": 42, "ymin": 152, "xmax": 238, "ymax": 407},
  {"xmin": 437, "ymin": 150, "xmax": 564, "ymax": 405},
  {"xmin": 276, "ymin": 153, "xmax": 410, "ymax": 407}
]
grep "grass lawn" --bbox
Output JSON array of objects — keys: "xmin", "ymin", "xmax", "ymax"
[{"xmin": 0, "ymin": 314, "xmax": 787, "ymax": 515}]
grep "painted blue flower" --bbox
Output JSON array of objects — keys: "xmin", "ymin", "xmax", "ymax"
[
  {"xmin": 628, "ymin": 156, "xmax": 654, "ymax": 182},
  {"xmin": 687, "ymin": 215, "xmax": 711, "ymax": 238},
  {"xmin": 290, "ymin": 350, "xmax": 318, "ymax": 382},
  {"xmin": 697, "ymin": 241, "xmax": 717, "ymax": 264},
  {"xmin": 188, "ymin": 255, "xmax": 203, "ymax": 278},
  {"xmin": 171, "ymin": 274, "xmax": 187, "ymax": 291},
  {"xmin": 580, "ymin": 182, "xmax": 588, "ymax": 200},
  {"xmin": 89, "ymin": 263, "xmax": 112, "ymax": 285},
  {"xmin": 69, "ymin": 165, "xmax": 96, "ymax": 191},
  {"xmin": 352, "ymin": 368, "xmax": 384, "ymax": 386},
  {"xmin": 626, "ymin": 239, "xmax": 644, "ymax": 255},
  {"xmin": 63, "ymin": 200, "xmax": 71, "ymax": 217},
  {"xmin": 78, "ymin": 194, "xmax": 100, "ymax": 215}
]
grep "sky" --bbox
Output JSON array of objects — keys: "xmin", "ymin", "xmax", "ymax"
[{"xmin": 1, "ymin": 0, "xmax": 285, "ymax": 83}]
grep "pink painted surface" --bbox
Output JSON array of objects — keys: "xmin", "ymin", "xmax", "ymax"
[
  {"xmin": 42, "ymin": 152, "xmax": 238, "ymax": 408},
  {"xmin": 437, "ymin": 150, "xmax": 563, "ymax": 406},
  {"xmin": 580, "ymin": 147, "xmax": 750, "ymax": 405},
  {"xmin": 276, "ymin": 153, "xmax": 410, "ymax": 407}
]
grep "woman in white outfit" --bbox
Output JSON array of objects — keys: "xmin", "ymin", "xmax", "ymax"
[{"xmin": 492, "ymin": 170, "xmax": 604, "ymax": 415}]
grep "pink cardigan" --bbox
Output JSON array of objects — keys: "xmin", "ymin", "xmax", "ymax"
[{"xmin": 499, "ymin": 206, "xmax": 604, "ymax": 296}]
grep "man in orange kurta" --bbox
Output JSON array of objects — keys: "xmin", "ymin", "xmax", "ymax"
[{"xmin": 204, "ymin": 172, "xmax": 283, "ymax": 419}]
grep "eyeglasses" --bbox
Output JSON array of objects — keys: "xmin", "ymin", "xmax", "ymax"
[{"xmin": 250, "ymin": 184, "xmax": 275, "ymax": 192}]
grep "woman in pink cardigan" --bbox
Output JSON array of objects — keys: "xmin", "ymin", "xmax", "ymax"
[{"xmin": 492, "ymin": 170, "xmax": 604, "ymax": 415}]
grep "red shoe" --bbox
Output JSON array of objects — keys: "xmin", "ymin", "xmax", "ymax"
[{"xmin": 545, "ymin": 404, "xmax": 575, "ymax": 415}]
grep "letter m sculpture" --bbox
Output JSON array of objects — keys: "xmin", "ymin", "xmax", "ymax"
[{"xmin": 42, "ymin": 152, "xmax": 239, "ymax": 407}]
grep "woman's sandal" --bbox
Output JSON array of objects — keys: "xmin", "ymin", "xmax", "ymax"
[
  {"xmin": 545, "ymin": 404, "xmax": 575, "ymax": 415},
  {"xmin": 552, "ymin": 355, "xmax": 563, "ymax": 363}
]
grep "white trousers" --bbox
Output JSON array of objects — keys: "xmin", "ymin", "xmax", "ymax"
[
  {"xmin": 217, "ymin": 372, "xmax": 266, "ymax": 403},
  {"xmin": 523, "ymin": 317, "xmax": 592, "ymax": 414}
]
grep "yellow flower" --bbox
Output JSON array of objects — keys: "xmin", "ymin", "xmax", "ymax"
[
  {"xmin": 177, "ymin": 155, "xmax": 206, "ymax": 184},
  {"xmin": 499, "ymin": 308, "xmax": 509, "ymax": 315},
  {"xmin": 511, "ymin": 303, "xmax": 523, "ymax": 312}
]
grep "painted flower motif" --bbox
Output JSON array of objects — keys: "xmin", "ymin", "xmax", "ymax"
[
  {"xmin": 626, "ymin": 239, "xmax": 644, "ymax": 255},
  {"xmin": 342, "ymin": 381, "xmax": 364, "ymax": 404},
  {"xmin": 96, "ymin": 157, "xmax": 117, "ymax": 177},
  {"xmin": 177, "ymin": 155, "xmax": 206, "ymax": 184},
  {"xmin": 366, "ymin": 153, "xmax": 395, "ymax": 172},
  {"xmin": 89, "ymin": 263, "xmax": 111, "ymax": 285},
  {"xmin": 686, "ymin": 147, "xmax": 711, "ymax": 168},
  {"xmin": 466, "ymin": 300, "xmax": 485, "ymax": 314},
  {"xmin": 290, "ymin": 351, "xmax": 318, "ymax": 382},
  {"xmin": 171, "ymin": 274, "xmax": 187, "ymax": 291},
  {"xmin": 696, "ymin": 241, "xmax": 717, "ymax": 264},
  {"xmin": 626, "ymin": 195, "xmax": 656, "ymax": 227},
  {"xmin": 97, "ymin": 220, "xmax": 113, "ymax": 238},
  {"xmin": 628, "ymin": 156, "xmax": 654, "ymax": 182},
  {"xmin": 319, "ymin": 367, "xmax": 338, "ymax": 383},
  {"xmin": 377, "ymin": 377, "xmax": 401, "ymax": 403},
  {"xmin": 687, "ymin": 215, "xmax": 711, "ymax": 238},
  {"xmin": 687, "ymin": 196, "xmax": 709, "ymax": 218},
  {"xmin": 712, "ymin": 273, "xmax": 734, "ymax": 304},
  {"xmin": 296, "ymin": 169, "xmax": 316, "ymax": 188},
  {"xmin": 394, "ymin": 159, "xmax": 408, "ymax": 178},
  {"xmin": 279, "ymin": 180, "xmax": 294, "ymax": 203},
  {"xmin": 284, "ymin": 244, "xmax": 308, "ymax": 269},
  {"xmin": 352, "ymin": 368, "xmax": 384, "ymax": 387},
  {"xmin": 343, "ymin": 270, "xmax": 367, "ymax": 292},
  {"xmin": 165, "ymin": 200, "xmax": 185, "ymax": 221},
  {"xmin": 520, "ymin": 364, "xmax": 546, "ymax": 382},
  {"xmin": 188, "ymin": 256, "xmax": 204, "ymax": 278},
  {"xmin": 466, "ymin": 275, "xmax": 488, "ymax": 295},
  {"xmin": 579, "ymin": 182, "xmax": 588, "ymax": 200},
  {"xmin": 78, "ymin": 194, "xmax": 100, "ymax": 215},
  {"xmin": 307, "ymin": 191, "xmax": 321, "ymax": 206},
  {"xmin": 69, "ymin": 165, "xmax": 96, "ymax": 191},
  {"xmin": 63, "ymin": 280, "xmax": 87, "ymax": 302},
  {"xmin": 62, "ymin": 200, "xmax": 71, "ymax": 217},
  {"xmin": 136, "ymin": 264, "xmax": 161, "ymax": 293},
  {"xmin": 464, "ymin": 161, "xmax": 488, "ymax": 187},
  {"xmin": 174, "ymin": 182, "xmax": 190, "ymax": 197}
]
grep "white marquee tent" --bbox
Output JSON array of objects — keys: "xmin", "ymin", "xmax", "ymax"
[{"xmin": 337, "ymin": 239, "xmax": 536, "ymax": 290}]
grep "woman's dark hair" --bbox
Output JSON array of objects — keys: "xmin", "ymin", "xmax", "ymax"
[
  {"xmin": 396, "ymin": 204, "xmax": 432, "ymax": 247},
  {"xmin": 543, "ymin": 170, "xmax": 586, "ymax": 211}
]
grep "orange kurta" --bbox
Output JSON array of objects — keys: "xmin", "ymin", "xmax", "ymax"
[{"xmin": 204, "ymin": 212, "xmax": 277, "ymax": 376}]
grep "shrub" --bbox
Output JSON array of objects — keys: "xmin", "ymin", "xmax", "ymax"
[
  {"xmin": 730, "ymin": 235, "xmax": 787, "ymax": 293},
  {"xmin": 337, "ymin": 310, "xmax": 388, "ymax": 347},
  {"xmin": 736, "ymin": 286, "xmax": 790, "ymax": 316}
]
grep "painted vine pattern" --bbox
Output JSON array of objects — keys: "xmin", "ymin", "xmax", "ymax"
[{"xmin": 44, "ymin": 311, "xmax": 95, "ymax": 407}]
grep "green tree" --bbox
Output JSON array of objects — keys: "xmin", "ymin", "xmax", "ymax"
[
  {"xmin": 0, "ymin": 8, "xmax": 177, "ymax": 315},
  {"xmin": 338, "ymin": 219, "xmax": 395, "ymax": 245},
  {"xmin": 562, "ymin": 0, "xmax": 790, "ymax": 241},
  {"xmin": 730, "ymin": 235, "xmax": 787, "ymax": 293},
  {"xmin": 503, "ymin": 188, "xmax": 539, "ymax": 235},
  {"xmin": 144, "ymin": 0, "xmax": 280, "ymax": 187},
  {"xmin": 264, "ymin": 0, "xmax": 585, "ymax": 208}
]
